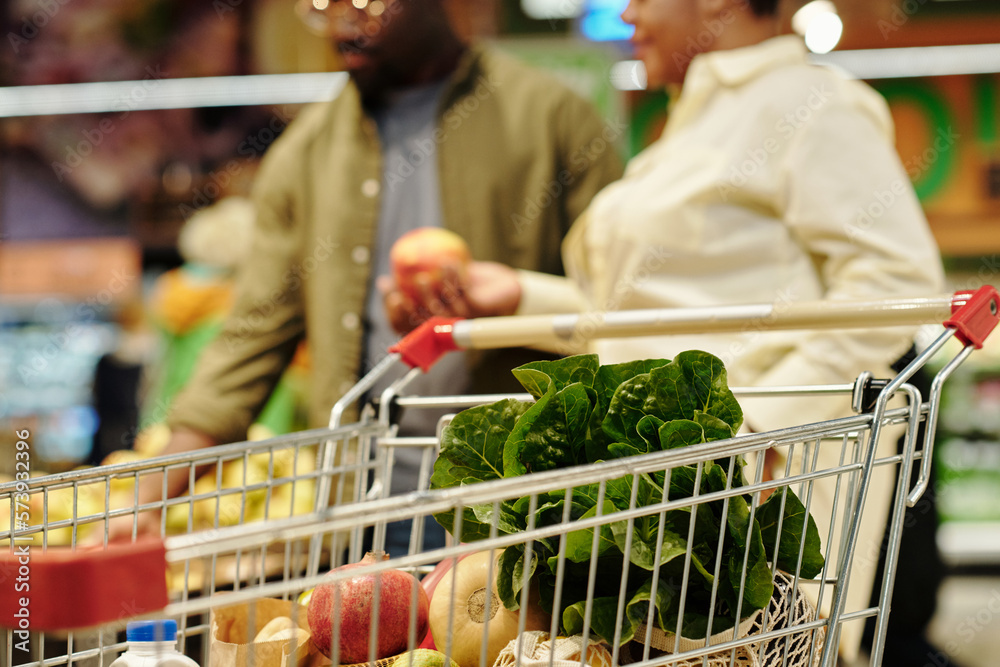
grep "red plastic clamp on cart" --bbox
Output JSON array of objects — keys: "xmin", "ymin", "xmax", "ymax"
[
  {"xmin": 946, "ymin": 285, "xmax": 1000, "ymax": 349},
  {"xmin": 389, "ymin": 317, "xmax": 461, "ymax": 371},
  {"xmin": 0, "ymin": 537, "xmax": 168, "ymax": 632}
]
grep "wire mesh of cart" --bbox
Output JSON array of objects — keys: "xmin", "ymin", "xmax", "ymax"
[{"xmin": 2, "ymin": 287, "xmax": 998, "ymax": 667}]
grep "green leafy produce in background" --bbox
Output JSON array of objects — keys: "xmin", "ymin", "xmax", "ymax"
[{"xmin": 430, "ymin": 351, "xmax": 825, "ymax": 645}]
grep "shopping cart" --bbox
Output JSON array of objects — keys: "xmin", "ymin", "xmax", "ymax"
[{"xmin": 2, "ymin": 287, "xmax": 998, "ymax": 667}]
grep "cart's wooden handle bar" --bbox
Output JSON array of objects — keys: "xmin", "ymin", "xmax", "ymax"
[{"xmin": 391, "ymin": 287, "xmax": 999, "ymax": 371}]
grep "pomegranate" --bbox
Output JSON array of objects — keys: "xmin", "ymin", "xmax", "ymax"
[{"xmin": 307, "ymin": 551, "xmax": 429, "ymax": 663}]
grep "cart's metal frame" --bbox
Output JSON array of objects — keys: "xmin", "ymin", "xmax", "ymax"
[{"xmin": 2, "ymin": 290, "xmax": 997, "ymax": 667}]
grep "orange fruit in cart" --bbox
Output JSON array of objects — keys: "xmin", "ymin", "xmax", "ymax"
[{"xmin": 390, "ymin": 227, "xmax": 471, "ymax": 300}]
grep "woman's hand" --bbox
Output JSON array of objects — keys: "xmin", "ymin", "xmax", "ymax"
[{"xmin": 379, "ymin": 260, "xmax": 522, "ymax": 334}]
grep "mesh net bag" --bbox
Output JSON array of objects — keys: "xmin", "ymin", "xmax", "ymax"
[
  {"xmin": 620, "ymin": 571, "xmax": 825, "ymax": 667},
  {"xmin": 495, "ymin": 631, "xmax": 615, "ymax": 667}
]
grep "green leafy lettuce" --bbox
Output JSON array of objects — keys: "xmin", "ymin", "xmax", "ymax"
[{"xmin": 430, "ymin": 351, "xmax": 824, "ymax": 645}]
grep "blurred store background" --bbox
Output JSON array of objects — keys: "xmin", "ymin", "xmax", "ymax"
[{"xmin": 2, "ymin": 0, "xmax": 1000, "ymax": 661}]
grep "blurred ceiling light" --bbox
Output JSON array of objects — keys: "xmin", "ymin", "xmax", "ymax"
[
  {"xmin": 792, "ymin": 0, "xmax": 843, "ymax": 55},
  {"xmin": 610, "ymin": 60, "xmax": 647, "ymax": 91},
  {"xmin": 521, "ymin": 0, "xmax": 585, "ymax": 20},
  {"xmin": 162, "ymin": 162, "xmax": 194, "ymax": 198},
  {"xmin": 313, "ymin": 0, "xmax": 329, "ymax": 9}
]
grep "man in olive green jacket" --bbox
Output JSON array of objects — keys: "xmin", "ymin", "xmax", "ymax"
[{"xmin": 116, "ymin": 0, "xmax": 622, "ymax": 535}]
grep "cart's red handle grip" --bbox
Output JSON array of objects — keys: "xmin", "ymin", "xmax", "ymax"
[
  {"xmin": 389, "ymin": 317, "xmax": 462, "ymax": 372},
  {"xmin": 0, "ymin": 537, "xmax": 168, "ymax": 631},
  {"xmin": 947, "ymin": 286, "xmax": 1000, "ymax": 349}
]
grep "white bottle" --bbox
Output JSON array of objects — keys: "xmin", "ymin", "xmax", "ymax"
[{"xmin": 110, "ymin": 620, "xmax": 201, "ymax": 667}]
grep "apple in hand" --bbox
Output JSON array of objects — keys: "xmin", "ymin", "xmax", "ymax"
[{"xmin": 389, "ymin": 227, "xmax": 472, "ymax": 301}]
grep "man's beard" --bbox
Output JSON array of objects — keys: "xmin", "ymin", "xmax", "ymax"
[{"xmin": 352, "ymin": 62, "xmax": 412, "ymax": 110}]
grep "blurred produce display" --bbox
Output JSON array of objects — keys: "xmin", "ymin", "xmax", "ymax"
[{"xmin": 1, "ymin": 425, "xmax": 318, "ymax": 548}]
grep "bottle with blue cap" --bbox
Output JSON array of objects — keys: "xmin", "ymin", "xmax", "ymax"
[{"xmin": 110, "ymin": 620, "xmax": 200, "ymax": 666}]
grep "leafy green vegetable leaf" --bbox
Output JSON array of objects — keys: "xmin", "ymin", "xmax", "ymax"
[
  {"xmin": 432, "ymin": 505, "xmax": 492, "ymax": 543},
  {"xmin": 431, "ymin": 399, "xmax": 530, "ymax": 537},
  {"xmin": 432, "ymin": 399, "xmax": 530, "ymax": 489},
  {"xmin": 725, "ymin": 498, "xmax": 774, "ymax": 611},
  {"xmin": 758, "ymin": 488, "xmax": 825, "ymax": 579},
  {"xmin": 470, "ymin": 500, "xmax": 525, "ymax": 535},
  {"xmin": 497, "ymin": 544, "xmax": 542, "ymax": 609},
  {"xmin": 593, "ymin": 358, "xmax": 669, "ymax": 412},
  {"xmin": 623, "ymin": 577, "xmax": 682, "ymax": 644},
  {"xmin": 658, "ymin": 419, "xmax": 707, "ymax": 450},
  {"xmin": 693, "ymin": 412, "xmax": 734, "ymax": 441},
  {"xmin": 565, "ymin": 500, "xmax": 619, "ymax": 563},
  {"xmin": 431, "ymin": 353, "xmax": 826, "ymax": 647},
  {"xmin": 636, "ymin": 415, "xmax": 664, "ymax": 452},
  {"xmin": 602, "ymin": 370, "xmax": 657, "ymax": 445},
  {"xmin": 512, "ymin": 354, "xmax": 600, "ymax": 398},
  {"xmin": 505, "ymin": 383, "xmax": 594, "ymax": 476},
  {"xmin": 564, "ymin": 596, "xmax": 624, "ymax": 644},
  {"xmin": 607, "ymin": 441, "xmax": 647, "ymax": 459},
  {"xmin": 611, "ymin": 517, "xmax": 689, "ymax": 571},
  {"xmin": 646, "ymin": 352, "xmax": 742, "ymax": 428}
]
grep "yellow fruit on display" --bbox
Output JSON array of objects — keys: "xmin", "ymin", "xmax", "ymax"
[
  {"xmin": 100, "ymin": 449, "xmax": 146, "ymax": 467},
  {"xmin": 216, "ymin": 492, "xmax": 248, "ymax": 527},
  {"xmin": 190, "ymin": 473, "xmax": 223, "ymax": 528},
  {"xmin": 133, "ymin": 423, "xmax": 172, "ymax": 456},
  {"xmin": 158, "ymin": 446, "xmax": 319, "ymax": 533},
  {"xmin": 29, "ymin": 485, "xmax": 101, "ymax": 546},
  {"xmin": 0, "ymin": 497, "xmax": 11, "ymax": 546},
  {"xmin": 267, "ymin": 479, "xmax": 316, "ymax": 519},
  {"xmin": 100, "ymin": 449, "xmax": 149, "ymax": 495},
  {"xmin": 298, "ymin": 588, "xmax": 313, "ymax": 607},
  {"xmin": 247, "ymin": 423, "xmax": 276, "ymax": 442},
  {"xmin": 165, "ymin": 502, "xmax": 193, "ymax": 534}
]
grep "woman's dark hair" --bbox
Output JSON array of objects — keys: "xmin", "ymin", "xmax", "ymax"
[{"xmin": 747, "ymin": 0, "xmax": 780, "ymax": 16}]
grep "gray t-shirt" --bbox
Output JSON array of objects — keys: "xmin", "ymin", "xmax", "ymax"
[{"xmin": 362, "ymin": 79, "xmax": 473, "ymax": 495}]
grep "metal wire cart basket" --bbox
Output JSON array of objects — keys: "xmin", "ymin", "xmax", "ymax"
[{"xmin": 3, "ymin": 287, "xmax": 998, "ymax": 667}]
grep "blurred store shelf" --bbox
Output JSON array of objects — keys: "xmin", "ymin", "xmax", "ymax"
[
  {"xmin": 3, "ymin": 43, "xmax": 1000, "ymax": 117},
  {"xmin": 0, "ymin": 72, "xmax": 348, "ymax": 118},
  {"xmin": 814, "ymin": 42, "xmax": 1000, "ymax": 79}
]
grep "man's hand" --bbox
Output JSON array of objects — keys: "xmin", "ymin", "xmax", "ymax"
[
  {"xmin": 379, "ymin": 260, "xmax": 522, "ymax": 334},
  {"xmin": 88, "ymin": 428, "xmax": 217, "ymax": 544}
]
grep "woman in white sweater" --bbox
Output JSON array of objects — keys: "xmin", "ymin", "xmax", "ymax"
[{"xmin": 382, "ymin": 0, "xmax": 946, "ymax": 661}]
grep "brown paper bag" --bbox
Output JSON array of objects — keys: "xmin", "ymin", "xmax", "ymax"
[{"xmin": 210, "ymin": 598, "xmax": 319, "ymax": 667}]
